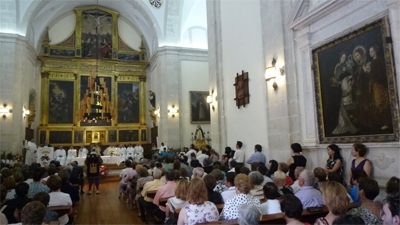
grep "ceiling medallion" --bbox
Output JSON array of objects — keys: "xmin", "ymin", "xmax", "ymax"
[{"xmin": 149, "ymin": 0, "xmax": 163, "ymax": 8}]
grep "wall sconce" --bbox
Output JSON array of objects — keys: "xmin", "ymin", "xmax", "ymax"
[
  {"xmin": 265, "ymin": 57, "xmax": 285, "ymax": 91},
  {"xmin": 23, "ymin": 106, "xmax": 30, "ymax": 119},
  {"xmin": 168, "ymin": 105, "xmax": 179, "ymax": 118},
  {"xmin": 207, "ymin": 89, "xmax": 217, "ymax": 112},
  {"xmin": 153, "ymin": 107, "xmax": 160, "ymax": 118},
  {"xmin": 0, "ymin": 104, "xmax": 13, "ymax": 119}
]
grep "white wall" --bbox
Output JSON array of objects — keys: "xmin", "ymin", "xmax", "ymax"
[
  {"xmin": 118, "ymin": 18, "xmax": 142, "ymax": 51},
  {"xmin": 287, "ymin": 0, "xmax": 400, "ymax": 184},
  {"xmin": 216, "ymin": 0, "xmax": 269, "ymax": 159},
  {"xmin": 180, "ymin": 60, "xmax": 210, "ymax": 147},
  {"xmin": 48, "ymin": 12, "xmax": 75, "ymax": 45},
  {"xmin": 0, "ymin": 34, "xmax": 40, "ymax": 153},
  {"xmin": 148, "ymin": 47, "xmax": 208, "ymax": 149}
]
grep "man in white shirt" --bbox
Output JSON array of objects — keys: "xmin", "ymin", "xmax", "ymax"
[
  {"xmin": 47, "ymin": 175, "xmax": 72, "ymax": 225},
  {"xmin": 159, "ymin": 142, "xmax": 167, "ymax": 153},
  {"xmin": 233, "ymin": 141, "xmax": 245, "ymax": 167},
  {"xmin": 185, "ymin": 144, "xmax": 197, "ymax": 164},
  {"xmin": 197, "ymin": 150, "xmax": 209, "ymax": 167}
]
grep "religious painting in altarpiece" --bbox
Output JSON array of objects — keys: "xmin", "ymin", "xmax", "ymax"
[{"xmin": 38, "ymin": 5, "xmax": 149, "ymax": 147}]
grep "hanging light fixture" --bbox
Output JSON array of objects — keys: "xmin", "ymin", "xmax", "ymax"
[{"xmin": 80, "ymin": 0, "xmax": 113, "ymax": 125}]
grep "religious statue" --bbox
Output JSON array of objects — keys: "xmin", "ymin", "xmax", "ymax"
[{"xmin": 192, "ymin": 125, "xmax": 208, "ymax": 150}]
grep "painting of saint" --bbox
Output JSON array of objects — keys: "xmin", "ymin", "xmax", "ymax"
[
  {"xmin": 81, "ymin": 9, "xmax": 112, "ymax": 59},
  {"xmin": 190, "ymin": 91, "xmax": 210, "ymax": 123},
  {"xmin": 118, "ymin": 83, "xmax": 140, "ymax": 123},
  {"xmin": 313, "ymin": 18, "xmax": 398, "ymax": 143},
  {"xmin": 48, "ymin": 81, "xmax": 74, "ymax": 124}
]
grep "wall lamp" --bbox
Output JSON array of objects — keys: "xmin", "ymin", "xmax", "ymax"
[
  {"xmin": 168, "ymin": 105, "xmax": 179, "ymax": 118},
  {"xmin": 0, "ymin": 103, "xmax": 13, "ymax": 119},
  {"xmin": 153, "ymin": 107, "xmax": 160, "ymax": 118},
  {"xmin": 207, "ymin": 89, "xmax": 217, "ymax": 111},
  {"xmin": 265, "ymin": 57, "xmax": 285, "ymax": 91},
  {"xmin": 23, "ymin": 106, "xmax": 30, "ymax": 119}
]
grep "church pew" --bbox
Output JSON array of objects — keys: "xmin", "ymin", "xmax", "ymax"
[
  {"xmin": 145, "ymin": 190, "xmax": 157, "ymax": 199},
  {"xmin": 159, "ymin": 198, "xmax": 168, "ymax": 207}
]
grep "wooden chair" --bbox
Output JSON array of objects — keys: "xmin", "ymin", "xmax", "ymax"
[
  {"xmin": 47, "ymin": 205, "xmax": 72, "ymax": 217},
  {"xmin": 145, "ymin": 190, "xmax": 157, "ymax": 199},
  {"xmin": 300, "ymin": 206, "xmax": 329, "ymax": 224},
  {"xmin": 215, "ymin": 203, "xmax": 224, "ymax": 213},
  {"xmin": 159, "ymin": 198, "xmax": 168, "ymax": 207},
  {"xmin": 259, "ymin": 212, "xmax": 286, "ymax": 224}
]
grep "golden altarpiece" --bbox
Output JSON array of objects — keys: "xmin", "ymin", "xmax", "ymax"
[{"xmin": 38, "ymin": 6, "xmax": 149, "ymax": 147}]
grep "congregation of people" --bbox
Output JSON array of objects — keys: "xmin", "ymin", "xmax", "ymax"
[
  {"xmin": 118, "ymin": 141, "xmax": 399, "ymax": 225},
  {"xmin": 1, "ymin": 141, "xmax": 399, "ymax": 225}
]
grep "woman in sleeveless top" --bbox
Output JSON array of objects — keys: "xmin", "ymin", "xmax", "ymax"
[
  {"xmin": 287, "ymin": 143, "xmax": 307, "ymax": 180},
  {"xmin": 325, "ymin": 144, "xmax": 344, "ymax": 184},
  {"xmin": 350, "ymin": 143, "xmax": 372, "ymax": 185}
]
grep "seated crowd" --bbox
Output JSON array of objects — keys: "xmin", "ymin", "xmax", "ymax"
[
  {"xmin": 0, "ymin": 157, "xmax": 85, "ymax": 224},
  {"xmin": 117, "ymin": 142, "xmax": 399, "ymax": 225},
  {"xmin": 1, "ymin": 142, "xmax": 399, "ymax": 225}
]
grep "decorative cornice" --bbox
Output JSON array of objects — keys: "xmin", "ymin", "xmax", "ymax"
[
  {"xmin": 291, "ymin": 0, "xmax": 351, "ymax": 30},
  {"xmin": 150, "ymin": 46, "xmax": 208, "ymax": 62},
  {"xmin": 0, "ymin": 33, "xmax": 38, "ymax": 65}
]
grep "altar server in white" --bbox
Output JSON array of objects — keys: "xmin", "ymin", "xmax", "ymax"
[
  {"xmin": 118, "ymin": 145, "xmax": 127, "ymax": 161},
  {"xmin": 37, "ymin": 145, "xmax": 54, "ymax": 167},
  {"xmin": 24, "ymin": 139, "xmax": 38, "ymax": 165},
  {"xmin": 66, "ymin": 146, "xmax": 77, "ymax": 164},
  {"xmin": 126, "ymin": 144, "xmax": 135, "ymax": 160},
  {"xmin": 134, "ymin": 144, "xmax": 144, "ymax": 161},
  {"xmin": 54, "ymin": 146, "xmax": 67, "ymax": 166},
  {"xmin": 78, "ymin": 146, "xmax": 88, "ymax": 158}
]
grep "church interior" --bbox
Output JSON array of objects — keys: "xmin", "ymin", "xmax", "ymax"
[{"xmin": 0, "ymin": 0, "xmax": 400, "ymax": 224}]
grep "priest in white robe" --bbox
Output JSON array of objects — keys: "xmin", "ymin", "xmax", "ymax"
[
  {"xmin": 24, "ymin": 140, "xmax": 37, "ymax": 166},
  {"xmin": 54, "ymin": 146, "xmax": 67, "ymax": 166},
  {"xmin": 78, "ymin": 146, "xmax": 88, "ymax": 158},
  {"xmin": 66, "ymin": 146, "xmax": 77, "ymax": 164},
  {"xmin": 118, "ymin": 145, "xmax": 127, "ymax": 161},
  {"xmin": 126, "ymin": 145, "xmax": 135, "ymax": 160},
  {"xmin": 134, "ymin": 144, "xmax": 144, "ymax": 162},
  {"xmin": 37, "ymin": 146, "xmax": 54, "ymax": 167}
]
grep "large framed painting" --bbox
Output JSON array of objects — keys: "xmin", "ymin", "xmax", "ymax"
[
  {"xmin": 117, "ymin": 83, "xmax": 140, "ymax": 123},
  {"xmin": 118, "ymin": 130, "xmax": 139, "ymax": 142},
  {"xmin": 190, "ymin": 91, "xmax": 210, "ymax": 124},
  {"xmin": 48, "ymin": 80, "xmax": 74, "ymax": 124},
  {"xmin": 81, "ymin": 9, "xmax": 112, "ymax": 59},
  {"xmin": 312, "ymin": 17, "xmax": 399, "ymax": 143}
]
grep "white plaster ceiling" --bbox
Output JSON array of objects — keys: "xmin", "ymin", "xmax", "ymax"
[{"xmin": 13, "ymin": 0, "xmax": 208, "ymax": 55}]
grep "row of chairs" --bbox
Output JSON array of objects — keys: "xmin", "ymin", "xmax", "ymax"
[{"xmin": 197, "ymin": 206, "xmax": 329, "ymax": 225}]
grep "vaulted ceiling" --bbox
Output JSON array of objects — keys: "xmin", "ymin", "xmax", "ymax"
[{"xmin": 1, "ymin": 0, "xmax": 207, "ymax": 55}]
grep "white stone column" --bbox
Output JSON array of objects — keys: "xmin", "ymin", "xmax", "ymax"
[
  {"xmin": 207, "ymin": 0, "xmax": 226, "ymax": 154},
  {"xmin": 0, "ymin": 34, "xmax": 40, "ymax": 153}
]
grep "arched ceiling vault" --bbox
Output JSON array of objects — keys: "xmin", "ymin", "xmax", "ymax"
[
  {"xmin": 21, "ymin": 0, "xmax": 161, "ymax": 56},
  {"xmin": 13, "ymin": 0, "xmax": 208, "ymax": 56}
]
